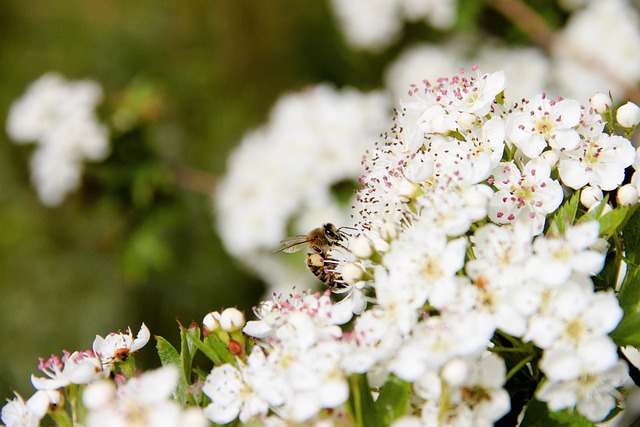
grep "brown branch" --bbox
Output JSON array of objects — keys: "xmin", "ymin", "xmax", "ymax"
[
  {"xmin": 488, "ymin": 0, "xmax": 640, "ymax": 104},
  {"xmin": 174, "ymin": 165, "xmax": 217, "ymax": 196}
]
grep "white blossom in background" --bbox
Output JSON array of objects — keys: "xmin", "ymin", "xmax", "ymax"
[
  {"xmin": 215, "ymin": 84, "xmax": 390, "ymax": 293},
  {"xmin": 329, "ymin": 0, "xmax": 457, "ymax": 52},
  {"xmin": 552, "ymin": 0, "xmax": 640, "ymax": 102},
  {"xmin": 6, "ymin": 73, "xmax": 110, "ymax": 206}
]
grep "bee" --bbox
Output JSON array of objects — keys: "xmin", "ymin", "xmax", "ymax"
[
  {"xmin": 275, "ymin": 223, "xmax": 353, "ymax": 292},
  {"xmin": 306, "ymin": 252, "xmax": 348, "ymax": 292},
  {"xmin": 273, "ymin": 223, "xmax": 348, "ymax": 255}
]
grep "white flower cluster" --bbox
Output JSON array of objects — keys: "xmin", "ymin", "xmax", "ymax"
[
  {"xmin": 203, "ymin": 292, "xmax": 353, "ymax": 424},
  {"xmin": 6, "ymin": 73, "xmax": 110, "ymax": 206},
  {"xmin": 215, "ymin": 84, "xmax": 390, "ymax": 293},
  {"xmin": 342, "ymin": 68, "xmax": 636, "ymax": 423},
  {"xmin": 0, "ymin": 324, "xmax": 199, "ymax": 427},
  {"xmin": 329, "ymin": 0, "xmax": 457, "ymax": 51}
]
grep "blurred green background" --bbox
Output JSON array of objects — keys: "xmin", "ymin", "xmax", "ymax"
[{"xmin": 0, "ymin": 0, "xmax": 395, "ymax": 397}]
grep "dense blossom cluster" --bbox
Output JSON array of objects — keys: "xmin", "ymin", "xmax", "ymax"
[
  {"xmin": 6, "ymin": 73, "xmax": 110, "ymax": 206},
  {"xmin": 215, "ymin": 84, "xmax": 390, "ymax": 293},
  {"xmin": 340, "ymin": 68, "xmax": 637, "ymax": 423}
]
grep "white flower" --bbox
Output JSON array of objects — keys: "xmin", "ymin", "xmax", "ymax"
[
  {"xmin": 382, "ymin": 222, "xmax": 467, "ymax": 310},
  {"xmin": 488, "ymin": 158, "xmax": 563, "ymax": 235},
  {"xmin": 92, "ymin": 323, "xmax": 150, "ymax": 366},
  {"xmin": 557, "ymin": 133, "xmax": 635, "ymax": 191},
  {"xmin": 1, "ymin": 390, "xmax": 60, "ymax": 427},
  {"xmin": 537, "ymin": 360, "xmax": 628, "ymax": 422},
  {"xmin": 84, "ymin": 366, "xmax": 199, "ymax": 427},
  {"xmin": 524, "ymin": 279, "xmax": 623, "ymax": 350},
  {"xmin": 203, "ymin": 362, "xmax": 268, "ymax": 424},
  {"xmin": 525, "ymin": 221, "xmax": 604, "ymax": 286},
  {"xmin": 506, "ymin": 93, "xmax": 582, "ymax": 158},
  {"xmin": 414, "ymin": 353, "xmax": 510, "ymax": 427},
  {"xmin": 31, "ymin": 350, "xmax": 107, "ymax": 390}
]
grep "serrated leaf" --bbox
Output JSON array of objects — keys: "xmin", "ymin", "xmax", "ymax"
[
  {"xmin": 520, "ymin": 399, "xmax": 594, "ymax": 427},
  {"xmin": 611, "ymin": 267, "xmax": 640, "ymax": 347},
  {"xmin": 374, "ymin": 375, "xmax": 410, "ymax": 425},
  {"xmin": 156, "ymin": 336, "xmax": 189, "ymax": 404},
  {"xmin": 549, "ymin": 190, "xmax": 580, "ymax": 235}
]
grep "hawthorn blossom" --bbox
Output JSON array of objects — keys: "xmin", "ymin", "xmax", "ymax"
[
  {"xmin": 92, "ymin": 323, "xmax": 150, "ymax": 366},
  {"xmin": 31, "ymin": 350, "xmax": 107, "ymax": 390},
  {"xmin": 506, "ymin": 93, "xmax": 582, "ymax": 158},
  {"xmin": 557, "ymin": 133, "xmax": 635, "ymax": 191},
  {"xmin": 83, "ymin": 366, "xmax": 204, "ymax": 427},
  {"xmin": 525, "ymin": 221, "xmax": 605, "ymax": 286},
  {"xmin": 1, "ymin": 390, "xmax": 61, "ymax": 427},
  {"xmin": 488, "ymin": 158, "xmax": 563, "ymax": 235},
  {"xmin": 413, "ymin": 353, "xmax": 510, "ymax": 427},
  {"xmin": 537, "ymin": 359, "xmax": 628, "ymax": 422}
]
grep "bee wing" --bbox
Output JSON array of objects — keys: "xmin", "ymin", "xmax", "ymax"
[{"xmin": 273, "ymin": 235, "xmax": 310, "ymax": 253}]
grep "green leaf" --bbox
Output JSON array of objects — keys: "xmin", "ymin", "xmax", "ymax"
[
  {"xmin": 623, "ymin": 207, "xmax": 640, "ymax": 267},
  {"xmin": 156, "ymin": 335, "xmax": 180, "ymax": 367},
  {"xmin": 549, "ymin": 190, "xmax": 580, "ymax": 236},
  {"xmin": 598, "ymin": 207, "xmax": 630, "ymax": 239},
  {"xmin": 179, "ymin": 324, "xmax": 201, "ymax": 403},
  {"xmin": 611, "ymin": 267, "xmax": 640, "ymax": 347},
  {"xmin": 374, "ymin": 375, "xmax": 411, "ymax": 425},
  {"xmin": 520, "ymin": 399, "xmax": 594, "ymax": 427},
  {"xmin": 347, "ymin": 374, "xmax": 383, "ymax": 427},
  {"xmin": 205, "ymin": 336, "xmax": 236, "ymax": 365},
  {"xmin": 156, "ymin": 335, "xmax": 190, "ymax": 404}
]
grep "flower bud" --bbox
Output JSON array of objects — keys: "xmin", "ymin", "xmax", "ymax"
[
  {"xmin": 202, "ymin": 312, "xmax": 220, "ymax": 335},
  {"xmin": 351, "ymin": 236, "xmax": 373, "ymax": 259},
  {"xmin": 441, "ymin": 358, "xmax": 469, "ymax": 387},
  {"xmin": 379, "ymin": 222, "xmax": 398, "ymax": 241},
  {"xmin": 617, "ymin": 184, "xmax": 639, "ymax": 206},
  {"xmin": 580, "ymin": 186, "xmax": 603, "ymax": 209},
  {"xmin": 219, "ymin": 308, "xmax": 245, "ymax": 332},
  {"xmin": 456, "ymin": 112, "xmax": 476, "ymax": 130},
  {"xmin": 617, "ymin": 102, "xmax": 640, "ymax": 128},
  {"xmin": 341, "ymin": 262, "xmax": 363, "ymax": 284},
  {"xmin": 589, "ymin": 92, "xmax": 612, "ymax": 114}
]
